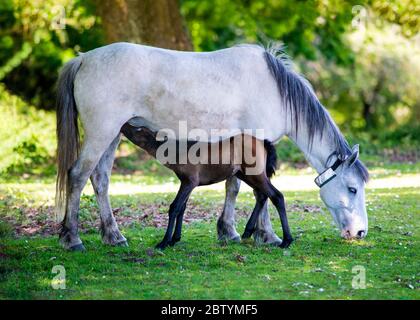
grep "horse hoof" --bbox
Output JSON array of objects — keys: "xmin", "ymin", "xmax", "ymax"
[
  {"xmin": 242, "ymin": 231, "xmax": 253, "ymax": 239},
  {"xmin": 231, "ymin": 235, "xmax": 241, "ymax": 243},
  {"xmin": 115, "ymin": 240, "xmax": 129, "ymax": 247},
  {"xmin": 253, "ymin": 229, "xmax": 282, "ymax": 246},
  {"xmin": 169, "ymin": 238, "xmax": 181, "ymax": 246},
  {"xmin": 155, "ymin": 242, "xmax": 168, "ymax": 250},
  {"xmin": 279, "ymin": 238, "xmax": 293, "ymax": 249},
  {"xmin": 220, "ymin": 235, "xmax": 241, "ymax": 243},
  {"xmin": 270, "ymin": 240, "xmax": 283, "ymax": 247},
  {"xmin": 69, "ymin": 243, "xmax": 86, "ymax": 252}
]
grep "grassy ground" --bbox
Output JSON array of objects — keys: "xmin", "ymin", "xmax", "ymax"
[{"xmin": 0, "ymin": 173, "xmax": 419, "ymax": 299}]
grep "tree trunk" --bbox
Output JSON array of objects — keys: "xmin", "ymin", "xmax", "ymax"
[
  {"xmin": 362, "ymin": 99, "xmax": 375, "ymax": 129},
  {"xmin": 94, "ymin": 0, "xmax": 193, "ymax": 51}
]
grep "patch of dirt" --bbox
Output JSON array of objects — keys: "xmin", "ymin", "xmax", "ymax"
[
  {"xmin": 382, "ymin": 149, "xmax": 418, "ymax": 163},
  {"xmin": 2, "ymin": 200, "xmax": 321, "ymax": 238},
  {"xmin": 287, "ymin": 201, "xmax": 322, "ymax": 213},
  {"xmin": 0, "ymin": 246, "xmax": 7, "ymax": 259}
]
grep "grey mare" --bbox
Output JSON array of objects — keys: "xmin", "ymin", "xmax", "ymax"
[{"xmin": 55, "ymin": 43, "xmax": 368, "ymax": 250}]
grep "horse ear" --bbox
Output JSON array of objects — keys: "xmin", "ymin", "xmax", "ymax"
[{"xmin": 345, "ymin": 144, "xmax": 359, "ymax": 167}]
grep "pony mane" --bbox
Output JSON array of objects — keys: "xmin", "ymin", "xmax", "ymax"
[{"xmin": 263, "ymin": 44, "xmax": 369, "ymax": 182}]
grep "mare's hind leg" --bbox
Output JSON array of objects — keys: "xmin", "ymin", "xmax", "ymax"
[
  {"xmin": 217, "ymin": 176, "xmax": 241, "ymax": 242},
  {"xmin": 90, "ymin": 134, "xmax": 127, "ymax": 246},
  {"xmin": 253, "ymin": 192, "xmax": 282, "ymax": 246},
  {"xmin": 59, "ymin": 130, "xmax": 120, "ymax": 251}
]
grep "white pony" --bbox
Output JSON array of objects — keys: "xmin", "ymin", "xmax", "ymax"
[{"xmin": 56, "ymin": 43, "xmax": 369, "ymax": 250}]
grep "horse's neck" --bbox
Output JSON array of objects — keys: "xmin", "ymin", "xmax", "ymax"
[{"xmin": 288, "ymin": 129, "xmax": 336, "ymax": 174}]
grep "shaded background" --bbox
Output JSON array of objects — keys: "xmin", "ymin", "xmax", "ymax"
[{"xmin": 0, "ymin": 0, "xmax": 419, "ymax": 178}]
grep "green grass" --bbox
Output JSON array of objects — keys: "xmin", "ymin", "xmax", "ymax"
[{"xmin": 0, "ymin": 183, "xmax": 418, "ymax": 300}]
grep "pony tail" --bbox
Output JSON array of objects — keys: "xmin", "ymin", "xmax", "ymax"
[
  {"xmin": 55, "ymin": 56, "xmax": 83, "ymax": 221},
  {"xmin": 264, "ymin": 139, "xmax": 277, "ymax": 178}
]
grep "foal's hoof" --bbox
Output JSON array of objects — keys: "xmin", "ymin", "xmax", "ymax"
[
  {"xmin": 69, "ymin": 243, "xmax": 86, "ymax": 252},
  {"xmin": 168, "ymin": 238, "xmax": 181, "ymax": 247},
  {"xmin": 242, "ymin": 229, "xmax": 255, "ymax": 240},
  {"xmin": 155, "ymin": 241, "xmax": 169, "ymax": 250},
  {"xmin": 279, "ymin": 238, "xmax": 294, "ymax": 249}
]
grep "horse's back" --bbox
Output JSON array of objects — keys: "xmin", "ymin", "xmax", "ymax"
[{"xmin": 72, "ymin": 42, "xmax": 283, "ymax": 141}]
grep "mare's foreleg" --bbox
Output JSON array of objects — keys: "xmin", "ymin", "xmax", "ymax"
[{"xmin": 217, "ymin": 176, "xmax": 241, "ymax": 242}]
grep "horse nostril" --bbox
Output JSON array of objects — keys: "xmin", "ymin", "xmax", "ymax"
[
  {"xmin": 357, "ymin": 230, "xmax": 365, "ymax": 238},
  {"xmin": 341, "ymin": 230, "xmax": 351, "ymax": 239}
]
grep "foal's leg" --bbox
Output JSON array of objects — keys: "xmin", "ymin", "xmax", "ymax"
[
  {"xmin": 218, "ymin": 176, "xmax": 281, "ymax": 245},
  {"xmin": 253, "ymin": 192, "xmax": 282, "ymax": 246},
  {"xmin": 156, "ymin": 182, "xmax": 196, "ymax": 250},
  {"xmin": 238, "ymin": 174, "xmax": 293, "ymax": 248},
  {"xmin": 169, "ymin": 202, "xmax": 187, "ymax": 246},
  {"xmin": 60, "ymin": 131, "xmax": 119, "ymax": 251},
  {"xmin": 217, "ymin": 176, "xmax": 241, "ymax": 242},
  {"xmin": 242, "ymin": 191, "xmax": 267, "ymax": 239},
  {"xmin": 264, "ymin": 184, "xmax": 293, "ymax": 248},
  {"xmin": 90, "ymin": 134, "xmax": 127, "ymax": 246}
]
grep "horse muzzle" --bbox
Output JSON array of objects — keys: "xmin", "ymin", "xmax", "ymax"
[{"xmin": 341, "ymin": 228, "xmax": 367, "ymax": 240}]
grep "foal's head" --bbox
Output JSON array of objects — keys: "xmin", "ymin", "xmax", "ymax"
[{"xmin": 121, "ymin": 124, "xmax": 160, "ymax": 150}]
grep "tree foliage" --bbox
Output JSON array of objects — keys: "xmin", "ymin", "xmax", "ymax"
[
  {"xmin": 0, "ymin": 0, "xmax": 103, "ymax": 109},
  {"xmin": 181, "ymin": 0, "xmax": 362, "ymax": 64}
]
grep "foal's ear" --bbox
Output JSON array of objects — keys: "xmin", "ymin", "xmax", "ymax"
[{"xmin": 344, "ymin": 144, "xmax": 359, "ymax": 167}]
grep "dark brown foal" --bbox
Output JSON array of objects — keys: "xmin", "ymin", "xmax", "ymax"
[{"xmin": 121, "ymin": 123, "xmax": 293, "ymax": 250}]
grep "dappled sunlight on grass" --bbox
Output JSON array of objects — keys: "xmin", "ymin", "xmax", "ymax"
[
  {"xmin": 1, "ymin": 169, "xmax": 418, "ymax": 200},
  {"xmin": 344, "ymin": 239, "xmax": 376, "ymax": 247}
]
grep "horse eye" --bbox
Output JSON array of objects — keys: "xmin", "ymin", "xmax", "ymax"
[{"xmin": 348, "ymin": 187, "xmax": 357, "ymax": 194}]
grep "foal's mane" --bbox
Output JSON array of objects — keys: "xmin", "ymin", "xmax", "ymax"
[{"xmin": 262, "ymin": 44, "xmax": 369, "ymax": 182}]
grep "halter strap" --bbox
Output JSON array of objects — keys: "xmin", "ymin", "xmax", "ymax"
[
  {"xmin": 330, "ymin": 157, "xmax": 344, "ymax": 171},
  {"xmin": 314, "ymin": 156, "xmax": 344, "ymax": 188}
]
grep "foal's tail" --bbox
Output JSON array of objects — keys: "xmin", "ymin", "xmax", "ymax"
[
  {"xmin": 55, "ymin": 56, "xmax": 83, "ymax": 220},
  {"xmin": 264, "ymin": 139, "xmax": 278, "ymax": 178}
]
